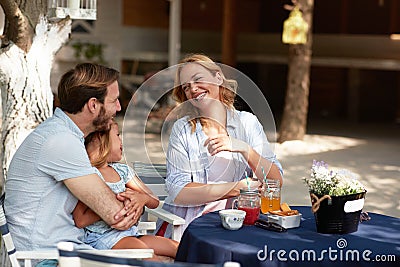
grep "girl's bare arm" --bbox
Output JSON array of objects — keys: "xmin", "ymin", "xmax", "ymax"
[{"xmin": 72, "ymin": 200, "xmax": 101, "ymax": 228}]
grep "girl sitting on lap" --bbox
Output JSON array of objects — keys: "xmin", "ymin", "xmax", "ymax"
[{"xmin": 73, "ymin": 122, "xmax": 178, "ymax": 260}]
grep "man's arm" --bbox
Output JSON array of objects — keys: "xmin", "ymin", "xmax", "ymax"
[{"xmin": 64, "ymin": 173, "xmax": 136, "ymax": 230}]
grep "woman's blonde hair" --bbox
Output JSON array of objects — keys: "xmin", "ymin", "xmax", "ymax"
[
  {"xmin": 172, "ymin": 54, "xmax": 238, "ymax": 131},
  {"xmin": 85, "ymin": 122, "xmax": 118, "ymax": 168}
]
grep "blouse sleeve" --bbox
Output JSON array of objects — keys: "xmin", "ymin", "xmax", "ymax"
[
  {"xmin": 165, "ymin": 119, "xmax": 194, "ymax": 202},
  {"xmin": 242, "ymin": 112, "xmax": 283, "ymax": 176}
]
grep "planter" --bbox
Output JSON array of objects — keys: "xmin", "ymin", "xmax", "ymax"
[{"xmin": 310, "ymin": 191, "xmax": 366, "ymax": 234}]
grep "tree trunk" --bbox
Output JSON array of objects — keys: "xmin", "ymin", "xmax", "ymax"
[
  {"xmin": 221, "ymin": 0, "xmax": 237, "ymax": 67},
  {"xmin": 0, "ymin": 0, "xmax": 71, "ymax": 186},
  {"xmin": 278, "ymin": 0, "xmax": 314, "ymax": 143}
]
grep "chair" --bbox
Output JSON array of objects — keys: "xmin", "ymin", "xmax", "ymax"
[
  {"xmin": 0, "ymin": 193, "xmax": 155, "ymax": 267},
  {"xmin": 133, "ymin": 162, "xmax": 185, "ymax": 242},
  {"xmin": 58, "ymin": 241, "xmax": 154, "ymax": 267},
  {"xmin": 58, "ymin": 241, "xmax": 240, "ymax": 267}
]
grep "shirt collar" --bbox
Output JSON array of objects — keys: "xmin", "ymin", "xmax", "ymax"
[
  {"xmin": 226, "ymin": 108, "xmax": 239, "ymax": 129},
  {"xmin": 54, "ymin": 107, "xmax": 85, "ymax": 142}
]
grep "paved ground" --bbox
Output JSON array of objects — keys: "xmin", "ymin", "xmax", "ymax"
[
  {"xmin": 275, "ymin": 119, "xmax": 400, "ymax": 218},
  {"xmin": 119, "ymin": 114, "xmax": 400, "ymax": 218}
]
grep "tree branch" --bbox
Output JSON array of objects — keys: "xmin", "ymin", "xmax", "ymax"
[
  {"xmin": 56, "ymin": 16, "xmax": 72, "ymax": 30},
  {"xmin": 0, "ymin": 0, "xmax": 35, "ymax": 52}
]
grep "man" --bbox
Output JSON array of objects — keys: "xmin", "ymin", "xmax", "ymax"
[{"xmin": 4, "ymin": 63, "xmax": 138, "ymax": 264}]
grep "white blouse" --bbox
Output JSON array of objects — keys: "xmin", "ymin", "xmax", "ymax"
[{"xmin": 159, "ymin": 109, "xmax": 283, "ymax": 238}]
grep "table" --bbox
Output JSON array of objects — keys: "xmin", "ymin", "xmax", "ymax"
[{"xmin": 176, "ymin": 206, "xmax": 400, "ymax": 267}]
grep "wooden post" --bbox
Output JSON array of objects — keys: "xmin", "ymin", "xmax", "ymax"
[
  {"xmin": 391, "ymin": 1, "xmax": 400, "ymax": 123},
  {"xmin": 396, "ymin": 73, "xmax": 400, "ymax": 124},
  {"xmin": 168, "ymin": 0, "xmax": 181, "ymax": 66},
  {"xmin": 340, "ymin": 0, "xmax": 349, "ymax": 33},
  {"xmin": 389, "ymin": 0, "xmax": 399, "ymax": 33},
  {"xmin": 221, "ymin": 0, "xmax": 237, "ymax": 67}
]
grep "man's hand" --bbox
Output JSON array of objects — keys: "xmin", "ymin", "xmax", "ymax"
[
  {"xmin": 110, "ymin": 211, "xmax": 138, "ymax": 230},
  {"xmin": 112, "ymin": 188, "xmax": 146, "ymax": 229}
]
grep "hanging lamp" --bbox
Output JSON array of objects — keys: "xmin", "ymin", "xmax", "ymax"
[{"xmin": 282, "ymin": 6, "xmax": 308, "ymax": 44}]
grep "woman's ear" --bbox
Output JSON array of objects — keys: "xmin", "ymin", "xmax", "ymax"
[{"xmin": 215, "ymin": 72, "xmax": 223, "ymax": 86}]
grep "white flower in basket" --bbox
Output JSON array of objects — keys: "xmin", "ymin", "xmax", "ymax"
[
  {"xmin": 303, "ymin": 160, "xmax": 367, "ymax": 234},
  {"xmin": 303, "ymin": 160, "xmax": 365, "ymax": 197}
]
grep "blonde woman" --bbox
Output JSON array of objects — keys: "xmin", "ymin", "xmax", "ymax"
[{"xmin": 157, "ymin": 54, "xmax": 283, "ymax": 238}]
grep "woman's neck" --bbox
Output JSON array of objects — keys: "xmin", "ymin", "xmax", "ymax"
[
  {"xmin": 198, "ymin": 101, "xmax": 227, "ymax": 128},
  {"xmin": 199, "ymin": 105, "xmax": 228, "ymax": 136}
]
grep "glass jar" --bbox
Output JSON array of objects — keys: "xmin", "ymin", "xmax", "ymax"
[
  {"xmin": 261, "ymin": 179, "xmax": 281, "ymax": 214},
  {"xmin": 233, "ymin": 188, "xmax": 260, "ymax": 225}
]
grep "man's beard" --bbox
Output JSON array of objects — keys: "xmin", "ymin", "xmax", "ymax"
[{"xmin": 93, "ymin": 106, "xmax": 113, "ymax": 131}]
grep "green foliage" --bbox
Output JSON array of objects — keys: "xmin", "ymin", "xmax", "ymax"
[{"xmin": 71, "ymin": 42, "xmax": 106, "ymax": 64}]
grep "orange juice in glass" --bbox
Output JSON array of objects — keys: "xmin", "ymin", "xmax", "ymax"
[{"xmin": 261, "ymin": 179, "xmax": 281, "ymax": 214}]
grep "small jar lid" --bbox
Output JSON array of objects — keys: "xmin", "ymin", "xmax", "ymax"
[{"xmin": 240, "ymin": 188, "xmax": 259, "ymax": 195}]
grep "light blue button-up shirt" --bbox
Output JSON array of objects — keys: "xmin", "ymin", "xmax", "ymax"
[
  {"xmin": 5, "ymin": 108, "xmax": 96, "ymax": 251},
  {"xmin": 159, "ymin": 109, "xmax": 283, "ymax": 237}
]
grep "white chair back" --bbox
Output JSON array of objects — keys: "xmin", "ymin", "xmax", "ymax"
[
  {"xmin": 58, "ymin": 241, "xmax": 240, "ymax": 267},
  {"xmin": 133, "ymin": 162, "xmax": 185, "ymax": 242},
  {"xmin": 133, "ymin": 162, "xmax": 168, "ymax": 200},
  {"xmin": 57, "ymin": 242, "xmax": 81, "ymax": 267},
  {"xmin": 0, "ymin": 193, "xmax": 20, "ymax": 267},
  {"xmin": 78, "ymin": 253, "xmax": 241, "ymax": 267}
]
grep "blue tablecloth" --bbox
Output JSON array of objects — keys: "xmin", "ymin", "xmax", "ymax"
[{"xmin": 176, "ymin": 206, "xmax": 400, "ymax": 267}]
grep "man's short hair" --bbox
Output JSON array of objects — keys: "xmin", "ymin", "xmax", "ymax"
[{"xmin": 58, "ymin": 63, "xmax": 120, "ymax": 114}]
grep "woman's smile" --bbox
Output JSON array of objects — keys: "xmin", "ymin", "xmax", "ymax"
[{"xmin": 193, "ymin": 91, "xmax": 207, "ymax": 101}]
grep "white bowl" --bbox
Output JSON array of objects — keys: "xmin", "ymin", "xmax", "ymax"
[
  {"xmin": 219, "ymin": 209, "xmax": 246, "ymax": 230},
  {"xmin": 267, "ymin": 213, "xmax": 302, "ymax": 229}
]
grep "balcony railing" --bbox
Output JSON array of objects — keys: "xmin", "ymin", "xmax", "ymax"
[{"xmin": 47, "ymin": 0, "xmax": 96, "ymax": 20}]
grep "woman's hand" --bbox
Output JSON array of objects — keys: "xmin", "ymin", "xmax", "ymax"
[
  {"xmin": 205, "ymin": 134, "xmax": 283, "ymax": 184},
  {"xmin": 204, "ymin": 134, "xmax": 250, "ymax": 156},
  {"xmin": 238, "ymin": 177, "xmax": 262, "ymax": 191}
]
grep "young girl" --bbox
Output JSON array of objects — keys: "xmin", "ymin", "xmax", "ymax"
[{"xmin": 73, "ymin": 122, "xmax": 178, "ymax": 260}]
